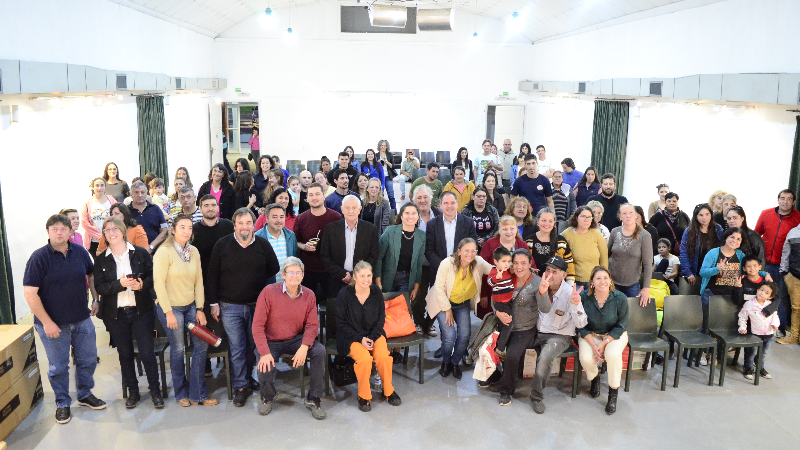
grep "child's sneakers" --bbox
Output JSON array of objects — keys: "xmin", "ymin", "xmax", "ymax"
[
  {"xmin": 743, "ymin": 368, "xmax": 755, "ymax": 380},
  {"xmin": 759, "ymin": 368, "xmax": 772, "ymax": 379}
]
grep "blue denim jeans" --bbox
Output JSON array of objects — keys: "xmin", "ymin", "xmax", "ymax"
[
  {"xmin": 34, "ymin": 317, "xmax": 98, "ymax": 408},
  {"xmin": 616, "ymin": 282, "xmax": 641, "ymax": 298},
  {"xmin": 744, "ymin": 334, "xmax": 773, "ymax": 371},
  {"xmin": 391, "ymin": 271, "xmax": 410, "ymax": 293},
  {"xmin": 437, "ymin": 302, "xmax": 472, "ymax": 364},
  {"xmin": 765, "ymin": 263, "xmax": 789, "ymax": 331},
  {"xmin": 384, "ymin": 176, "xmax": 396, "ymax": 210},
  {"xmin": 156, "ymin": 303, "xmax": 208, "ymax": 402},
  {"xmin": 220, "ymin": 302, "xmax": 256, "ymax": 391}
]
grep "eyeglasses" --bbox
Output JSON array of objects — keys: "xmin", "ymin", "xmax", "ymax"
[
  {"xmin": 105, "ymin": 227, "xmax": 121, "ymax": 234},
  {"xmin": 284, "ymin": 271, "xmax": 303, "ymax": 277}
]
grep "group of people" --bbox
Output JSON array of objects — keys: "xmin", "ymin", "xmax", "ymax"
[{"xmin": 22, "ymin": 141, "xmax": 800, "ymax": 425}]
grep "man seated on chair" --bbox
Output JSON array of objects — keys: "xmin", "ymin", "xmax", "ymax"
[
  {"xmin": 529, "ymin": 256, "xmax": 587, "ymax": 414},
  {"xmin": 252, "ymin": 256, "xmax": 327, "ymax": 419}
]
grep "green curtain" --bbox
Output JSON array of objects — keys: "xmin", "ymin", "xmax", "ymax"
[
  {"xmin": 137, "ymin": 96, "xmax": 169, "ymax": 185},
  {"xmin": 590, "ymin": 100, "xmax": 630, "ymax": 193},
  {"xmin": 0, "ymin": 183, "xmax": 16, "ymax": 324},
  {"xmin": 790, "ymin": 116, "xmax": 800, "ymax": 210}
]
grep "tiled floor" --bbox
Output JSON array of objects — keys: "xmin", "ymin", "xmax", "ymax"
[{"xmin": 6, "ymin": 313, "xmax": 800, "ymax": 449}]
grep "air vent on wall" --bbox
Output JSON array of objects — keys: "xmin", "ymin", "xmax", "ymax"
[
  {"xmin": 116, "ymin": 74, "xmax": 127, "ymax": 90},
  {"xmin": 341, "ymin": 5, "xmax": 417, "ymax": 34},
  {"xmin": 578, "ymin": 82, "xmax": 586, "ymax": 94},
  {"xmin": 649, "ymin": 81, "xmax": 662, "ymax": 97},
  {"xmin": 176, "ymin": 77, "xmax": 183, "ymax": 90},
  {"xmin": 533, "ymin": 83, "xmax": 539, "ymax": 90}
]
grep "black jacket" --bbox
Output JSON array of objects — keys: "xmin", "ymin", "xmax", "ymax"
[
  {"xmin": 425, "ymin": 213, "xmax": 479, "ymax": 276},
  {"xmin": 93, "ymin": 245, "xmax": 154, "ymax": 321},
  {"xmin": 197, "ymin": 181, "xmax": 236, "ymax": 220},
  {"xmin": 334, "ymin": 284, "xmax": 385, "ymax": 356},
  {"xmin": 319, "ymin": 219, "xmax": 380, "ymax": 281}
]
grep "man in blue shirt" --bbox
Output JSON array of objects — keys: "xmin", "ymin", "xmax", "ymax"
[
  {"xmin": 324, "ymin": 169, "xmax": 360, "ymax": 216},
  {"xmin": 560, "ymin": 157, "xmax": 584, "ymax": 189},
  {"xmin": 128, "ymin": 181, "xmax": 168, "ymax": 252},
  {"xmin": 23, "ymin": 214, "xmax": 106, "ymax": 424},
  {"xmin": 510, "ymin": 154, "xmax": 554, "ymax": 215}
]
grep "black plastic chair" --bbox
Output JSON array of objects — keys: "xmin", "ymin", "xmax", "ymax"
[
  {"xmin": 436, "ymin": 151, "xmax": 450, "ymax": 164},
  {"xmin": 412, "ymin": 168, "xmax": 427, "ymax": 182},
  {"xmin": 420, "ymin": 152, "xmax": 435, "ymax": 167},
  {"xmin": 286, "ymin": 159, "xmax": 302, "ymax": 166},
  {"xmin": 122, "ymin": 313, "xmax": 170, "ymax": 399},
  {"xmin": 287, "ymin": 164, "xmax": 304, "ymax": 176},
  {"xmin": 661, "ymin": 295, "xmax": 717, "ymax": 387},
  {"xmin": 556, "ymin": 221, "xmax": 569, "ymax": 234},
  {"xmin": 437, "ymin": 168, "xmax": 452, "ymax": 185},
  {"xmin": 185, "ymin": 316, "xmax": 233, "ymax": 400},
  {"xmin": 707, "ymin": 295, "xmax": 764, "ymax": 386},
  {"xmin": 678, "ymin": 277, "xmax": 701, "ymax": 295},
  {"xmin": 651, "ymin": 272, "xmax": 667, "ymax": 283},
  {"xmin": 557, "ymin": 340, "xmax": 581, "ymax": 398},
  {"xmin": 306, "ymin": 161, "xmax": 320, "ymax": 174},
  {"xmin": 624, "ymin": 297, "xmax": 670, "ymax": 392}
]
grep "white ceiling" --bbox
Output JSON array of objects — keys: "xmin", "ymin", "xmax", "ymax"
[{"xmin": 108, "ymin": 0, "xmax": 727, "ymax": 40}]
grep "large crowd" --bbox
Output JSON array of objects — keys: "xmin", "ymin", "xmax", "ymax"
[{"xmin": 22, "ymin": 137, "xmax": 800, "ymax": 424}]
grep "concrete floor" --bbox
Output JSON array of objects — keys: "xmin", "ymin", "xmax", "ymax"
[{"xmin": 6, "ymin": 313, "xmax": 800, "ymax": 450}]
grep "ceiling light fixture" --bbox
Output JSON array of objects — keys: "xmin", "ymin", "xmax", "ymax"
[
  {"xmin": 265, "ymin": 7, "xmax": 272, "ymax": 16},
  {"xmin": 512, "ymin": 11, "xmax": 519, "ymax": 18},
  {"xmin": 287, "ymin": 27, "xmax": 293, "ymax": 34}
]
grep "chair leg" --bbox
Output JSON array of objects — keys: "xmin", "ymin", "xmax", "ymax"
[
  {"xmin": 559, "ymin": 357, "xmax": 566, "ymax": 377},
  {"xmin": 403, "ymin": 347, "xmax": 410, "ymax": 366},
  {"xmin": 718, "ymin": 344, "xmax": 727, "ymax": 387},
  {"xmin": 418, "ymin": 343, "xmax": 424, "ymax": 385},
  {"xmin": 660, "ymin": 350, "xmax": 668, "ymax": 391},
  {"xmin": 708, "ymin": 346, "xmax": 716, "ymax": 387},
  {"xmin": 225, "ymin": 356, "xmax": 233, "ymax": 400},
  {"xmin": 324, "ymin": 356, "xmax": 331, "ymax": 397},
  {"xmin": 300, "ymin": 361, "xmax": 306, "ymax": 399},
  {"xmin": 642, "ymin": 352, "xmax": 651, "ymax": 372},
  {"xmin": 754, "ymin": 343, "xmax": 763, "ymax": 387},
  {"xmin": 159, "ymin": 353, "xmax": 169, "ymax": 398},
  {"xmin": 624, "ymin": 345, "xmax": 632, "ymax": 393},
  {"xmin": 732, "ymin": 347, "xmax": 740, "ymax": 367},
  {"xmin": 674, "ymin": 343, "xmax": 682, "ymax": 388},
  {"xmin": 571, "ymin": 356, "xmax": 580, "ymax": 398}
]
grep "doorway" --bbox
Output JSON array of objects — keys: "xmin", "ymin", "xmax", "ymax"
[
  {"xmin": 223, "ymin": 102, "xmax": 259, "ymax": 155},
  {"xmin": 486, "ymin": 105, "xmax": 525, "ymax": 148}
]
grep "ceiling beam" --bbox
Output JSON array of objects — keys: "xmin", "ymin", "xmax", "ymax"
[{"xmin": 105, "ymin": 0, "xmax": 222, "ymax": 38}]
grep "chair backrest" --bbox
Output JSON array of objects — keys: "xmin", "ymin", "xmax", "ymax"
[
  {"xmin": 326, "ymin": 298, "xmax": 338, "ymax": 342},
  {"xmin": 651, "ymin": 272, "xmax": 667, "ymax": 283},
  {"xmin": 707, "ymin": 295, "xmax": 740, "ymax": 332},
  {"xmin": 437, "ymin": 168, "xmax": 451, "ymax": 184},
  {"xmin": 436, "ymin": 151, "xmax": 450, "ymax": 163},
  {"xmin": 413, "ymin": 168, "xmax": 427, "ymax": 181},
  {"xmin": 678, "ymin": 277, "xmax": 701, "ymax": 295},
  {"xmin": 306, "ymin": 161, "xmax": 321, "ymax": 173},
  {"xmin": 626, "ymin": 297, "xmax": 658, "ymax": 335},
  {"xmin": 287, "ymin": 159, "xmax": 302, "ymax": 166},
  {"xmin": 392, "ymin": 154, "xmax": 402, "ymax": 165},
  {"xmin": 662, "ymin": 295, "xmax": 703, "ymax": 332},
  {"xmin": 420, "ymin": 152, "xmax": 435, "ymax": 165}
]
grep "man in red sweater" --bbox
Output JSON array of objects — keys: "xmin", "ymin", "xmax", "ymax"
[
  {"xmin": 754, "ymin": 189, "xmax": 800, "ymax": 337},
  {"xmin": 252, "ymin": 256, "xmax": 327, "ymax": 419}
]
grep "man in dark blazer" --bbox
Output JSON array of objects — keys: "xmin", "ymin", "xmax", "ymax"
[
  {"xmin": 425, "ymin": 191, "xmax": 479, "ymax": 279},
  {"xmin": 320, "ymin": 195, "xmax": 380, "ymax": 299}
]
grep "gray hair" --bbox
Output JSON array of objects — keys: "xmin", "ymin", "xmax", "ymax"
[
  {"xmin": 348, "ymin": 260, "xmax": 373, "ymax": 287},
  {"xmin": 722, "ymin": 194, "xmax": 737, "ymax": 203},
  {"xmin": 342, "ymin": 195, "xmax": 361, "ymax": 207},
  {"xmin": 281, "ymin": 256, "xmax": 304, "ymax": 274},
  {"xmin": 412, "ymin": 184, "xmax": 433, "ymax": 200},
  {"xmin": 131, "ymin": 181, "xmax": 147, "ymax": 191},
  {"xmin": 178, "ymin": 186, "xmax": 195, "ymax": 196},
  {"xmin": 586, "ymin": 200, "xmax": 604, "ymax": 213},
  {"xmin": 232, "ymin": 207, "xmax": 256, "ymax": 224}
]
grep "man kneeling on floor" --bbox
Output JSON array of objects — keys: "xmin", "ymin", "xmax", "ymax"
[{"xmin": 252, "ymin": 256, "xmax": 327, "ymax": 419}]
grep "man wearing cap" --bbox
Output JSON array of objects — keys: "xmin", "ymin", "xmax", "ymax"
[{"xmin": 529, "ymin": 255, "xmax": 587, "ymax": 414}]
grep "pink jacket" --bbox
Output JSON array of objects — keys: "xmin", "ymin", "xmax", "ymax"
[
  {"xmin": 738, "ymin": 298, "xmax": 780, "ymax": 336},
  {"xmin": 80, "ymin": 195, "xmax": 118, "ymax": 248}
]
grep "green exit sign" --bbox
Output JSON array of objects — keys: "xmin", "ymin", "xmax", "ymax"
[
  {"xmin": 235, "ymin": 88, "xmax": 242, "ymax": 93},
  {"xmin": 503, "ymin": 92, "xmax": 509, "ymax": 97}
]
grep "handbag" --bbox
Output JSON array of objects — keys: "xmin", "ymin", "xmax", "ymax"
[
  {"xmin": 384, "ymin": 294, "xmax": 416, "ymax": 338},
  {"xmin": 328, "ymin": 356, "xmax": 358, "ymax": 387},
  {"xmin": 659, "ymin": 210, "xmax": 681, "ymax": 255}
]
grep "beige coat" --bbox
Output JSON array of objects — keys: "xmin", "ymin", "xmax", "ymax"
[{"xmin": 426, "ymin": 255, "xmax": 493, "ymax": 318}]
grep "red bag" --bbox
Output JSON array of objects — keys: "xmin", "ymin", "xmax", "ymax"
[{"xmin": 384, "ymin": 294, "xmax": 416, "ymax": 338}]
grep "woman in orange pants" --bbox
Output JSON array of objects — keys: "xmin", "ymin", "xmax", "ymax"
[{"xmin": 334, "ymin": 261, "xmax": 402, "ymax": 412}]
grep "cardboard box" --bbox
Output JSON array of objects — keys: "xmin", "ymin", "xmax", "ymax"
[
  {"xmin": 0, "ymin": 363, "xmax": 44, "ymax": 441},
  {"xmin": 522, "ymin": 349, "xmax": 538, "ymax": 378},
  {"xmin": 0, "ymin": 326, "xmax": 37, "ymax": 395}
]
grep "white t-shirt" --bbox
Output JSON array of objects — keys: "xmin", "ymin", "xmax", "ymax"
[
  {"xmin": 538, "ymin": 158, "xmax": 552, "ymax": 177},
  {"xmin": 90, "ymin": 198, "xmax": 112, "ymax": 242},
  {"xmin": 654, "ymin": 254, "xmax": 680, "ymax": 276},
  {"xmin": 474, "ymin": 153, "xmax": 499, "ymax": 182}
]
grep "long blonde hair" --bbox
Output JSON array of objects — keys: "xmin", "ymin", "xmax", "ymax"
[{"xmin": 363, "ymin": 177, "xmax": 384, "ymax": 206}]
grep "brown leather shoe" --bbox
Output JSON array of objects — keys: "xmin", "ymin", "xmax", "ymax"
[
  {"xmin": 177, "ymin": 398, "xmax": 191, "ymax": 407},
  {"xmin": 190, "ymin": 398, "xmax": 219, "ymax": 406}
]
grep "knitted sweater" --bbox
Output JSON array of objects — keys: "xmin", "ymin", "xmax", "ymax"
[
  {"xmin": 560, "ymin": 227, "xmax": 608, "ymax": 282},
  {"xmin": 153, "ymin": 244, "xmax": 204, "ymax": 312}
]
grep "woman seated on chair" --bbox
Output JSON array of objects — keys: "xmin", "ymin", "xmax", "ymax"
[
  {"xmin": 335, "ymin": 261, "xmax": 402, "ymax": 412},
  {"xmin": 577, "ymin": 266, "xmax": 629, "ymax": 415},
  {"xmin": 94, "ymin": 217, "xmax": 163, "ymax": 409}
]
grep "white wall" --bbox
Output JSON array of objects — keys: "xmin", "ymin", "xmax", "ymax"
[
  {"xmin": 525, "ymin": 96, "xmax": 797, "ymax": 219},
  {"xmin": 0, "ymin": 0, "xmax": 214, "ymax": 76},
  {"xmin": 0, "ymin": 94, "xmax": 212, "ymax": 318},
  {"xmin": 214, "ymin": 2, "xmax": 534, "ymax": 163},
  {"xmin": 530, "ymin": 0, "xmax": 800, "ymax": 80}
]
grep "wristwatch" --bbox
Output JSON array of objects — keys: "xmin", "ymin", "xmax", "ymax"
[{"xmin": 149, "ymin": 244, "xmax": 155, "ymax": 251}]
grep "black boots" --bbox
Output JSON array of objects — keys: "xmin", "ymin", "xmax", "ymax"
[
  {"xmin": 590, "ymin": 377, "xmax": 601, "ymax": 398},
  {"xmin": 439, "ymin": 362, "xmax": 453, "ymax": 377},
  {"xmin": 605, "ymin": 388, "xmax": 618, "ymax": 415}
]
